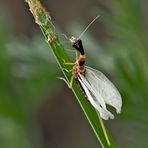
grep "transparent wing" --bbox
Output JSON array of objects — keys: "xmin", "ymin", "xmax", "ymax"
[
  {"xmin": 78, "ymin": 78, "xmax": 114, "ymax": 120},
  {"xmin": 79, "ymin": 73, "xmax": 107, "ymax": 110},
  {"xmin": 85, "ymin": 66, "xmax": 122, "ymax": 113}
]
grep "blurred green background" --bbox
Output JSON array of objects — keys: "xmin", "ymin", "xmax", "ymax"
[{"xmin": 0, "ymin": 0, "xmax": 148, "ymax": 147}]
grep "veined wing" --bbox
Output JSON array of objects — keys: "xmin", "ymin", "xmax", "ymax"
[
  {"xmin": 78, "ymin": 77, "xmax": 114, "ymax": 120},
  {"xmin": 79, "ymin": 73, "xmax": 107, "ymax": 110},
  {"xmin": 85, "ymin": 66, "xmax": 122, "ymax": 113}
]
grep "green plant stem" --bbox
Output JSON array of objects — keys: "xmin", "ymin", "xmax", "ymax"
[{"xmin": 25, "ymin": 0, "xmax": 114, "ymax": 147}]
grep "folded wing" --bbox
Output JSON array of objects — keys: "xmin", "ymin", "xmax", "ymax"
[
  {"xmin": 85, "ymin": 66, "xmax": 122, "ymax": 113},
  {"xmin": 78, "ymin": 77, "xmax": 114, "ymax": 120}
]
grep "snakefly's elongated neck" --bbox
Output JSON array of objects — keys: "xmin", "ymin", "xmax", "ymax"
[
  {"xmin": 72, "ymin": 39, "xmax": 85, "ymax": 55},
  {"xmin": 69, "ymin": 36, "xmax": 86, "ymax": 67}
]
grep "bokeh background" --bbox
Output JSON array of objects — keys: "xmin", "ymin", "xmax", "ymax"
[{"xmin": 0, "ymin": 0, "xmax": 148, "ymax": 148}]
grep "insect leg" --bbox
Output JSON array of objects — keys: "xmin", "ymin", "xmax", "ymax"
[
  {"xmin": 62, "ymin": 59, "xmax": 75, "ymax": 65},
  {"xmin": 57, "ymin": 76, "xmax": 74, "ymax": 89},
  {"xmin": 69, "ymin": 75, "xmax": 74, "ymax": 88},
  {"xmin": 62, "ymin": 68, "xmax": 72, "ymax": 73},
  {"xmin": 76, "ymin": 51, "xmax": 79, "ymax": 61}
]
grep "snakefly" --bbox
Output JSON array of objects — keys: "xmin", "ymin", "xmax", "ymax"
[
  {"xmin": 60, "ymin": 16, "xmax": 122, "ymax": 120},
  {"xmin": 68, "ymin": 36, "xmax": 122, "ymax": 120}
]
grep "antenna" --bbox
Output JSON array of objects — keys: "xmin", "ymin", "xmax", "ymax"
[{"xmin": 77, "ymin": 15, "xmax": 100, "ymax": 40}]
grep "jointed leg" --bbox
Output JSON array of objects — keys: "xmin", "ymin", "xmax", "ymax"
[
  {"xmin": 62, "ymin": 59, "xmax": 75, "ymax": 65},
  {"xmin": 76, "ymin": 51, "xmax": 79, "ymax": 61},
  {"xmin": 62, "ymin": 68, "xmax": 72, "ymax": 73},
  {"xmin": 69, "ymin": 76, "xmax": 74, "ymax": 88},
  {"xmin": 57, "ymin": 75, "xmax": 74, "ymax": 89}
]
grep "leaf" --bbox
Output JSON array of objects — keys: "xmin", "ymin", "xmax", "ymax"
[{"xmin": 25, "ymin": 0, "xmax": 114, "ymax": 147}]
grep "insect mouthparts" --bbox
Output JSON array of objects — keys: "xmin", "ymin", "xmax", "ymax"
[
  {"xmin": 69, "ymin": 36, "xmax": 85, "ymax": 55},
  {"xmin": 69, "ymin": 36, "xmax": 78, "ymax": 44}
]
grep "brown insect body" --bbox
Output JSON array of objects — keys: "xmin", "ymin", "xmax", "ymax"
[{"xmin": 72, "ymin": 54, "xmax": 86, "ymax": 79}]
